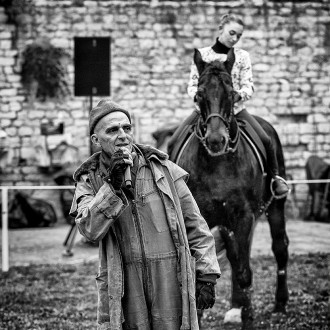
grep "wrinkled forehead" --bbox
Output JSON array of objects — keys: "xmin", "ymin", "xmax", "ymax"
[{"xmin": 95, "ymin": 111, "xmax": 131, "ymax": 131}]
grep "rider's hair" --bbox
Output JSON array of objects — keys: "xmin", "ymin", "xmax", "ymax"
[{"xmin": 218, "ymin": 13, "xmax": 244, "ymax": 31}]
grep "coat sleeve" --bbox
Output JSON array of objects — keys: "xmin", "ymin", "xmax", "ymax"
[
  {"xmin": 234, "ymin": 49, "xmax": 254, "ymax": 102},
  {"xmin": 187, "ymin": 60, "xmax": 199, "ymax": 100},
  {"xmin": 69, "ymin": 174, "xmax": 127, "ymax": 244},
  {"xmin": 167, "ymin": 162, "xmax": 221, "ymax": 278}
]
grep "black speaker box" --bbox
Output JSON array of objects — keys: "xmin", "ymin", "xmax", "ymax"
[{"xmin": 74, "ymin": 37, "xmax": 111, "ymax": 96}]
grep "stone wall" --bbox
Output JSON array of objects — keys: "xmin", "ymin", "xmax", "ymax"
[{"xmin": 0, "ymin": 0, "xmax": 329, "ymax": 216}]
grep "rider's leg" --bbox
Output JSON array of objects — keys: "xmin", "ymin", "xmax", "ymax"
[
  {"xmin": 168, "ymin": 107, "xmax": 200, "ymax": 156},
  {"xmin": 236, "ymin": 109, "xmax": 289, "ymax": 197}
]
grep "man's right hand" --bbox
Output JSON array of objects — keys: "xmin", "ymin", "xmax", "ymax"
[{"xmin": 107, "ymin": 149, "xmax": 133, "ymax": 191}]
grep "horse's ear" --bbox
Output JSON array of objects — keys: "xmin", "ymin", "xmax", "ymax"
[
  {"xmin": 194, "ymin": 49, "xmax": 205, "ymax": 75},
  {"xmin": 225, "ymin": 48, "xmax": 235, "ymax": 73}
]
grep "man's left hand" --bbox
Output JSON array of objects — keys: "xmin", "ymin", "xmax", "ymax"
[{"xmin": 195, "ymin": 281, "xmax": 216, "ymax": 310}]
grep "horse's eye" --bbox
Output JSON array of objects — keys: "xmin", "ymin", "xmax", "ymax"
[{"xmin": 195, "ymin": 91, "xmax": 203, "ymax": 101}]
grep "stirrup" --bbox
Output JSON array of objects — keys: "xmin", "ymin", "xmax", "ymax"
[{"xmin": 270, "ymin": 175, "xmax": 290, "ymax": 200}]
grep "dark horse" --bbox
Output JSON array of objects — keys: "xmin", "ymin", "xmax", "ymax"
[
  {"xmin": 166, "ymin": 49, "xmax": 289, "ymax": 328},
  {"xmin": 305, "ymin": 155, "xmax": 330, "ymax": 222}
]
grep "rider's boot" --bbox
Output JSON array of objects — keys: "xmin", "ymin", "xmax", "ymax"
[{"xmin": 266, "ymin": 142, "xmax": 289, "ymax": 198}]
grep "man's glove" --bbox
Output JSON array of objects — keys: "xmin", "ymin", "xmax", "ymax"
[
  {"xmin": 195, "ymin": 281, "xmax": 216, "ymax": 310},
  {"xmin": 107, "ymin": 150, "xmax": 130, "ymax": 191}
]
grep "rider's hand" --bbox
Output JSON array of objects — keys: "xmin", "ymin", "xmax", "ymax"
[{"xmin": 233, "ymin": 91, "xmax": 242, "ymax": 103}]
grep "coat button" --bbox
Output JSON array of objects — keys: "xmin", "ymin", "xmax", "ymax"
[{"xmin": 110, "ymin": 295, "xmax": 113, "ymax": 299}]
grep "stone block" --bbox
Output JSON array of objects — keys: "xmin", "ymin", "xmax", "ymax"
[
  {"xmin": 0, "ymin": 57, "xmax": 15, "ymax": 67},
  {"xmin": 0, "ymin": 31, "xmax": 11, "ymax": 39},
  {"xmin": 1, "ymin": 119, "xmax": 11, "ymax": 127},
  {"xmin": 307, "ymin": 113, "xmax": 327, "ymax": 123},
  {"xmin": 5, "ymin": 127, "xmax": 17, "ymax": 137},
  {"xmin": 317, "ymin": 123, "xmax": 330, "ymax": 134},
  {"xmin": 0, "ymin": 88, "xmax": 17, "ymax": 96},
  {"xmin": 314, "ymin": 84, "xmax": 329, "ymax": 92},
  {"xmin": 28, "ymin": 110, "xmax": 45, "ymax": 119},
  {"xmin": 9, "ymin": 102, "xmax": 22, "ymax": 112},
  {"xmin": 315, "ymin": 135, "xmax": 325, "ymax": 143},
  {"xmin": 2, "ymin": 112, "xmax": 17, "ymax": 119},
  {"xmin": 299, "ymin": 123, "xmax": 314, "ymax": 134},
  {"xmin": 254, "ymin": 63, "xmax": 270, "ymax": 72},
  {"xmin": 20, "ymin": 147, "xmax": 36, "ymax": 160},
  {"xmin": 18, "ymin": 127, "xmax": 34, "ymax": 136},
  {"xmin": 66, "ymin": 100, "xmax": 85, "ymax": 109},
  {"xmin": 300, "ymin": 134, "xmax": 314, "ymax": 144},
  {"xmin": 52, "ymin": 38, "xmax": 71, "ymax": 48},
  {"xmin": 291, "ymin": 106, "xmax": 311, "ymax": 114},
  {"xmin": 21, "ymin": 166, "xmax": 38, "ymax": 175}
]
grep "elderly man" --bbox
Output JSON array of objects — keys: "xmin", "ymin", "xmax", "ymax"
[{"xmin": 70, "ymin": 98, "xmax": 220, "ymax": 330}]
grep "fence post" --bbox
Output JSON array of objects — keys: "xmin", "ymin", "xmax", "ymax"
[{"xmin": 1, "ymin": 187, "xmax": 9, "ymax": 272}]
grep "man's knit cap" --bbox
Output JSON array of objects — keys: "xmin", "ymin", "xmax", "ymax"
[{"xmin": 89, "ymin": 98, "xmax": 131, "ymax": 135}]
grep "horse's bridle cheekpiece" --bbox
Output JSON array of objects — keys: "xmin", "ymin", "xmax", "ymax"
[{"xmin": 195, "ymin": 69, "xmax": 239, "ymax": 156}]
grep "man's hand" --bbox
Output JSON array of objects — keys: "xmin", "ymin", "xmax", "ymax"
[
  {"xmin": 195, "ymin": 281, "xmax": 216, "ymax": 310},
  {"xmin": 107, "ymin": 149, "xmax": 133, "ymax": 191}
]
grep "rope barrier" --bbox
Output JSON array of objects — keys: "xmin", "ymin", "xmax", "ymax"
[{"xmin": 286, "ymin": 179, "xmax": 330, "ymax": 184}]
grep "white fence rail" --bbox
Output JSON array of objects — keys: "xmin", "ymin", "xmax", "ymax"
[{"xmin": 1, "ymin": 179, "xmax": 330, "ymax": 272}]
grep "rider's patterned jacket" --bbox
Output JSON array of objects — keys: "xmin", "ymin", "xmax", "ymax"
[{"xmin": 187, "ymin": 46, "xmax": 254, "ymax": 115}]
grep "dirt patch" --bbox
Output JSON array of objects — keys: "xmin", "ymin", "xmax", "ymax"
[{"xmin": 0, "ymin": 253, "xmax": 328, "ymax": 329}]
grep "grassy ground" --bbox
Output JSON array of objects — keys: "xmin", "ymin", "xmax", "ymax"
[{"xmin": 0, "ymin": 253, "xmax": 328, "ymax": 330}]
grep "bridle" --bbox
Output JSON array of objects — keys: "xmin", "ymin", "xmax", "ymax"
[{"xmin": 194, "ymin": 70, "xmax": 240, "ymax": 156}]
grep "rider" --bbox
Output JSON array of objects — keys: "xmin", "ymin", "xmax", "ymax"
[{"xmin": 177, "ymin": 13, "xmax": 289, "ymax": 197}]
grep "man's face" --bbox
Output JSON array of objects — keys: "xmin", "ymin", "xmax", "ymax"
[
  {"xmin": 91, "ymin": 111, "xmax": 133, "ymax": 156},
  {"xmin": 218, "ymin": 22, "xmax": 244, "ymax": 48}
]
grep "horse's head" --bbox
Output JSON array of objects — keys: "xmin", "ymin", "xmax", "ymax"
[{"xmin": 194, "ymin": 48, "xmax": 236, "ymax": 156}]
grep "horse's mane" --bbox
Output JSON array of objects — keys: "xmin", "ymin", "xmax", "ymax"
[{"xmin": 201, "ymin": 60, "xmax": 229, "ymax": 78}]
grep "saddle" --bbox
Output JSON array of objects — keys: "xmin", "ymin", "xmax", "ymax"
[
  {"xmin": 168, "ymin": 112, "xmax": 267, "ymax": 174},
  {"xmin": 238, "ymin": 119, "xmax": 267, "ymax": 173}
]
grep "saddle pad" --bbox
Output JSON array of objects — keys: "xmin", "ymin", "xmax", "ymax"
[{"xmin": 240, "ymin": 120, "xmax": 267, "ymax": 164}]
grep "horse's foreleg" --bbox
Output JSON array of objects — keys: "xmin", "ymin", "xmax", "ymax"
[
  {"xmin": 220, "ymin": 223, "xmax": 254, "ymax": 329},
  {"xmin": 266, "ymin": 199, "xmax": 289, "ymax": 313}
]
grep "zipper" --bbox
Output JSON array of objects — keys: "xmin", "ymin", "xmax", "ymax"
[
  {"xmin": 112, "ymin": 229, "xmax": 125, "ymax": 298},
  {"xmin": 140, "ymin": 190, "xmax": 154, "ymax": 206},
  {"xmin": 131, "ymin": 199, "xmax": 150, "ymax": 304}
]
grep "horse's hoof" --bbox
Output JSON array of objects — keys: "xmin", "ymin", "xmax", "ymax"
[
  {"xmin": 62, "ymin": 249, "xmax": 74, "ymax": 257},
  {"xmin": 224, "ymin": 308, "xmax": 242, "ymax": 324}
]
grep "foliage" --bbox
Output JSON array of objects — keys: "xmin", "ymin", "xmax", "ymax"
[
  {"xmin": 1, "ymin": 0, "xmax": 35, "ymax": 25},
  {"xmin": 0, "ymin": 253, "xmax": 328, "ymax": 329},
  {"xmin": 21, "ymin": 39, "xmax": 70, "ymax": 101}
]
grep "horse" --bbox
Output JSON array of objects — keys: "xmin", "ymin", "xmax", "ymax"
[
  {"xmin": 305, "ymin": 155, "xmax": 330, "ymax": 222},
  {"xmin": 163, "ymin": 49, "xmax": 289, "ymax": 329}
]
